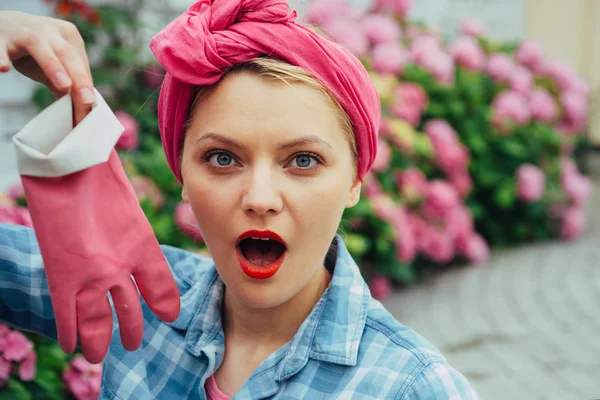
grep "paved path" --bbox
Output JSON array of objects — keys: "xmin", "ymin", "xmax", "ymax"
[{"xmin": 383, "ymin": 177, "xmax": 600, "ymax": 399}]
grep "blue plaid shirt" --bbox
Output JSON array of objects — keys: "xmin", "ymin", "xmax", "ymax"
[{"xmin": 0, "ymin": 222, "xmax": 479, "ymax": 399}]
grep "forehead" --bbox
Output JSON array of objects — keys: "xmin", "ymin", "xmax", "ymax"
[{"xmin": 188, "ymin": 72, "xmax": 344, "ymax": 142}]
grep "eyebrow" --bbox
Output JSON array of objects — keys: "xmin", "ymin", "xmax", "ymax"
[{"xmin": 195, "ymin": 133, "xmax": 333, "ymax": 150}]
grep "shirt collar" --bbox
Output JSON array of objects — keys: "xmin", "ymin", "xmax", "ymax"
[{"xmin": 169, "ymin": 235, "xmax": 370, "ymax": 372}]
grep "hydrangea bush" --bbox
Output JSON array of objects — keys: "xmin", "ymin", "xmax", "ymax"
[{"xmin": 302, "ymin": 0, "xmax": 593, "ymax": 285}]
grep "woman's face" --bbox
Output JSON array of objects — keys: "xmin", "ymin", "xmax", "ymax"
[{"xmin": 181, "ymin": 71, "xmax": 361, "ymax": 309}]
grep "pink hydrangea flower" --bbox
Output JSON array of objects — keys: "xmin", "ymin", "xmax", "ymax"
[
  {"xmin": 407, "ymin": 212, "xmax": 426, "ymax": 242},
  {"xmin": 371, "ymin": 139, "xmax": 392, "ymax": 172},
  {"xmin": 516, "ymin": 164, "xmax": 545, "ymax": 202},
  {"xmin": 459, "ymin": 17, "xmax": 486, "ymax": 37},
  {"xmin": 362, "ymin": 14, "xmax": 402, "ymax": 45},
  {"xmin": 557, "ymin": 90, "xmax": 588, "ymax": 135},
  {"xmin": 449, "ymin": 171, "xmax": 473, "ymax": 199},
  {"xmin": 63, "ymin": 355, "xmax": 102, "ymax": 400},
  {"xmin": 396, "ymin": 168, "xmax": 427, "ymax": 202},
  {"xmin": 390, "ymin": 82, "xmax": 428, "ymax": 126},
  {"xmin": 491, "ymin": 90, "xmax": 531, "ymax": 131},
  {"xmin": 438, "ymin": 143, "xmax": 470, "ymax": 176},
  {"xmin": 450, "ymin": 37, "xmax": 486, "ymax": 71},
  {"xmin": 362, "ymin": 173, "xmax": 383, "ymax": 199},
  {"xmin": 322, "ymin": 18, "xmax": 368, "ymax": 57},
  {"xmin": 371, "ymin": 42, "xmax": 410, "ymax": 75},
  {"xmin": 529, "ymin": 88, "xmax": 558, "ymax": 123},
  {"xmin": 115, "ymin": 111, "xmax": 140, "ymax": 151},
  {"xmin": 445, "ymin": 204, "xmax": 474, "ymax": 241},
  {"xmin": 18, "ymin": 352, "xmax": 36, "ymax": 381},
  {"xmin": 487, "ymin": 53, "xmax": 514, "ymax": 83},
  {"xmin": 369, "ymin": 275, "xmax": 392, "ymax": 301},
  {"xmin": 410, "ymin": 36, "xmax": 441, "ymax": 63},
  {"xmin": 392, "ymin": 206, "xmax": 417, "ymax": 263},
  {"xmin": 424, "ymin": 119, "xmax": 459, "ymax": 143},
  {"xmin": 542, "ymin": 60, "xmax": 579, "ymax": 92},
  {"xmin": 561, "ymin": 161, "xmax": 592, "ymax": 207},
  {"xmin": 457, "ymin": 232, "xmax": 490, "ymax": 264},
  {"xmin": 510, "ymin": 66, "xmax": 533, "ymax": 93},
  {"xmin": 174, "ymin": 202, "xmax": 204, "ymax": 243},
  {"xmin": 410, "ymin": 38, "xmax": 455, "ymax": 84},
  {"xmin": 370, "ymin": 194, "xmax": 397, "ymax": 223},
  {"xmin": 420, "ymin": 224, "xmax": 455, "ymax": 264},
  {"xmin": 0, "ymin": 358, "xmax": 11, "ymax": 381},
  {"xmin": 304, "ymin": 0, "xmax": 350, "ymax": 26},
  {"xmin": 560, "ymin": 207, "xmax": 586, "ymax": 240},
  {"xmin": 372, "ymin": 0, "xmax": 412, "ymax": 19},
  {"xmin": 2, "ymin": 331, "xmax": 33, "ymax": 362},
  {"xmin": 515, "ymin": 40, "xmax": 544, "ymax": 72},
  {"xmin": 423, "ymin": 180, "xmax": 460, "ymax": 220}
]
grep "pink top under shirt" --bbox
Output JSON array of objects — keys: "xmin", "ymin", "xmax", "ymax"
[{"xmin": 205, "ymin": 375, "xmax": 232, "ymax": 400}]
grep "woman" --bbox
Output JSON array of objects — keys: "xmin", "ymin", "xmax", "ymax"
[{"xmin": 0, "ymin": 1, "xmax": 479, "ymax": 399}]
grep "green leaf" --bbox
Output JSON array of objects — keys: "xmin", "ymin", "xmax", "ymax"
[
  {"xmin": 375, "ymin": 237, "xmax": 393, "ymax": 255},
  {"xmin": 344, "ymin": 233, "xmax": 370, "ymax": 257},
  {"xmin": 494, "ymin": 178, "xmax": 517, "ymax": 209},
  {"xmin": 373, "ymin": 258, "xmax": 417, "ymax": 284},
  {"xmin": 0, "ymin": 380, "xmax": 31, "ymax": 400},
  {"xmin": 499, "ymin": 140, "xmax": 529, "ymax": 160}
]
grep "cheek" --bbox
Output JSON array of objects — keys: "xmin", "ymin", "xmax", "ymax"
[
  {"xmin": 284, "ymin": 176, "xmax": 349, "ymax": 230},
  {"xmin": 184, "ymin": 177, "xmax": 237, "ymax": 232}
]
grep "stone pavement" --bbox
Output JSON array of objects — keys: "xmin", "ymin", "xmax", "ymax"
[{"xmin": 383, "ymin": 178, "xmax": 600, "ymax": 399}]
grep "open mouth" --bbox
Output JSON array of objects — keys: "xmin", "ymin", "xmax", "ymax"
[{"xmin": 237, "ymin": 238, "xmax": 287, "ymax": 266}]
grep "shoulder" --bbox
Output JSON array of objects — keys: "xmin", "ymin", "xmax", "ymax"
[
  {"xmin": 355, "ymin": 299, "xmax": 479, "ymax": 399},
  {"xmin": 159, "ymin": 244, "xmax": 216, "ymax": 295}
]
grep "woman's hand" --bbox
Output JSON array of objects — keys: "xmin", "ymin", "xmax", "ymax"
[{"xmin": 0, "ymin": 11, "xmax": 95, "ymax": 125}]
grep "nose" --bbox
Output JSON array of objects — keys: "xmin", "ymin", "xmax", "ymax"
[{"xmin": 241, "ymin": 166, "xmax": 283, "ymax": 216}]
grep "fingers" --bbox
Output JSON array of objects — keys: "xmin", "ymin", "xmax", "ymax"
[
  {"xmin": 76, "ymin": 289, "xmax": 114, "ymax": 364},
  {"xmin": 50, "ymin": 296, "xmax": 78, "ymax": 355},
  {"xmin": 0, "ymin": 40, "xmax": 12, "ymax": 73},
  {"xmin": 133, "ymin": 248, "xmax": 181, "ymax": 323},
  {"xmin": 55, "ymin": 22, "xmax": 95, "ymax": 125},
  {"xmin": 7, "ymin": 21, "xmax": 95, "ymax": 125},
  {"xmin": 110, "ymin": 278, "xmax": 144, "ymax": 351},
  {"xmin": 12, "ymin": 32, "xmax": 73, "ymax": 91},
  {"xmin": 50, "ymin": 36, "xmax": 94, "ymax": 125}
]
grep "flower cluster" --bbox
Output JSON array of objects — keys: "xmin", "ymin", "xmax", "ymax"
[
  {"xmin": 63, "ymin": 355, "xmax": 102, "ymax": 400},
  {"xmin": 0, "ymin": 325, "xmax": 37, "ymax": 388}
]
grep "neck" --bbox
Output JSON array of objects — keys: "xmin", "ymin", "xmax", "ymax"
[{"xmin": 222, "ymin": 264, "xmax": 332, "ymax": 351}]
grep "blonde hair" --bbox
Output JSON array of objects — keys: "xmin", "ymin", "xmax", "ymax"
[{"xmin": 182, "ymin": 57, "xmax": 357, "ymax": 168}]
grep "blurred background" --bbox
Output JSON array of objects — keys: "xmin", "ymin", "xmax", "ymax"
[{"xmin": 0, "ymin": 0, "xmax": 598, "ymax": 399}]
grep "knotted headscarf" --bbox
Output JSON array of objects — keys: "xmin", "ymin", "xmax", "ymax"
[{"xmin": 149, "ymin": 0, "xmax": 380, "ymax": 182}]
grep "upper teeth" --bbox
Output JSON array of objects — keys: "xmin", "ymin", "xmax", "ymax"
[{"xmin": 251, "ymin": 237, "xmax": 271, "ymax": 241}]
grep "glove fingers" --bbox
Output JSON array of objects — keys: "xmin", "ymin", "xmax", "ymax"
[
  {"xmin": 76, "ymin": 290, "xmax": 113, "ymax": 364},
  {"xmin": 51, "ymin": 297, "xmax": 78, "ymax": 355},
  {"xmin": 110, "ymin": 278, "xmax": 144, "ymax": 352},
  {"xmin": 133, "ymin": 251, "xmax": 180, "ymax": 323}
]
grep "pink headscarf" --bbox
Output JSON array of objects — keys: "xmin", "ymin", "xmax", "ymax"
[{"xmin": 149, "ymin": 0, "xmax": 380, "ymax": 182}]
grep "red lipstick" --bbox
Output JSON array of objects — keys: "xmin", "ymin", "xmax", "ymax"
[{"xmin": 236, "ymin": 230, "xmax": 287, "ymax": 279}]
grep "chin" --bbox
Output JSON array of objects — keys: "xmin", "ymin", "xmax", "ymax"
[{"xmin": 229, "ymin": 279, "xmax": 293, "ymax": 309}]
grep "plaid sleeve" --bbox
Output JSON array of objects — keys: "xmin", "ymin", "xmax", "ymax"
[
  {"xmin": 399, "ymin": 361, "xmax": 480, "ymax": 400},
  {"xmin": 0, "ymin": 222, "xmax": 58, "ymax": 340}
]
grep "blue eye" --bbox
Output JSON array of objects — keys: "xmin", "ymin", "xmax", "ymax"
[
  {"xmin": 290, "ymin": 154, "xmax": 318, "ymax": 168},
  {"xmin": 207, "ymin": 151, "xmax": 236, "ymax": 167}
]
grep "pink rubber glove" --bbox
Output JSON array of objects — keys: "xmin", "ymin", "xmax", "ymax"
[{"xmin": 20, "ymin": 150, "xmax": 181, "ymax": 363}]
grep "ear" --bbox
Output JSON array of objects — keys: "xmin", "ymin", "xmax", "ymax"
[
  {"xmin": 182, "ymin": 185, "xmax": 189, "ymax": 202},
  {"xmin": 345, "ymin": 177, "xmax": 362, "ymax": 208}
]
